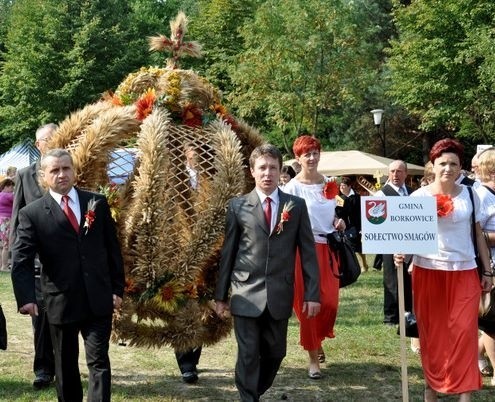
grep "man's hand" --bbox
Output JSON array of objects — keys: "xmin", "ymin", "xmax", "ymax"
[
  {"xmin": 302, "ymin": 301, "xmax": 321, "ymax": 318},
  {"xmin": 215, "ymin": 300, "xmax": 231, "ymax": 319},
  {"xmin": 113, "ymin": 294, "xmax": 122, "ymax": 311},
  {"xmin": 19, "ymin": 303, "xmax": 38, "ymax": 317}
]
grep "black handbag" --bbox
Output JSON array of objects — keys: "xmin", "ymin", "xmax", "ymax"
[
  {"xmin": 324, "ymin": 231, "xmax": 361, "ymax": 288},
  {"xmin": 397, "ymin": 311, "xmax": 419, "ymax": 338},
  {"xmin": 0, "ymin": 304, "xmax": 6, "ymax": 350}
]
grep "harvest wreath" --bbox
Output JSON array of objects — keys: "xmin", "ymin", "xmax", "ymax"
[{"xmin": 44, "ymin": 12, "xmax": 264, "ymax": 351}]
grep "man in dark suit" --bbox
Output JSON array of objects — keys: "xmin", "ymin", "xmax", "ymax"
[
  {"xmin": 215, "ymin": 144, "xmax": 320, "ymax": 402},
  {"xmin": 375, "ymin": 160, "xmax": 413, "ymax": 325},
  {"xmin": 10, "ymin": 123, "xmax": 57, "ymax": 389},
  {"xmin": 11, "ymin": 148, "xmax": 125, "ymax": 402}
]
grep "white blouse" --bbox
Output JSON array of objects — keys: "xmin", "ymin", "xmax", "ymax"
[
  {"xmin": 283, "ymin": 178, "xmax": 336, "ymax": 244},
  {"xmin": 412, "ymin": 185, "xmax": 480, "ymax": 271}
]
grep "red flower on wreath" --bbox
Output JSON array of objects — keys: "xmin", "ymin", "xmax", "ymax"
[
  {"xmin": 435, "ymin": 193, "xmax": 454, "ymax": 217},
  {"xmin": 182, "ymin": 103, "xmax": 203, "ymax": 127},
  {"xmin": 135, "ymin": 88, "xmax": 156, "ymax": 120},
  {"xmin": 323, "ymin": 181, "xmax": 339, "ymax": 200}
]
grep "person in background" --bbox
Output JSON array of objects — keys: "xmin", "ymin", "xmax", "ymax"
[
  {"xmin": 215, "ymin": 144, "xmax": 320, "ymax": 401},
  {"xmin": 395, "ymin": 138, "xmax": 491, "ymax": 401},
  {"xmin": 0, "ymin": 178, "xmax": 14, "ymax": 271},
  {"xmin": 279, "ymin": 165, "xmax": 296, "ymax": 189},
  {"xmin": 174, "ymin": 143, "xmax": 202, "ymax": 384},
  {"xmin": 6, "ymin": 166, "xmax": 17, "ymax": 180},
  {"xmin": 375, "ymin": 160, "xmax": 413, "ymax": 326},
  {"xmin": 291, "ymin": 160, "xmax": 302, "ymax": 175},
  {"xmin": 474, "ymin": 148, "xmax": 495, "ymax": 383},
  {"xmin": 283, "ymin": 135, "xmax": 344, "ymax": 379},
  {"xmin": 10, "ymin": 123, "xmax": 57, "ymax": 389},
  {"xmin": 471, "ymin": 152, "xmax": 482, "ymax": 181},
  {"xmin": 336, "ymin": 176, "xmax": 368, "ymax": 272},
  {"xmin": 11, "ymin": 148, "xmax": 125, "ymax": 402}
]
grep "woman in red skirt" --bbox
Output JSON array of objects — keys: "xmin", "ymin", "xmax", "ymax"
[
  {"xmin": 395, "ymin": 138, "xmax": 492, "ymax": 401},
  {"xmin": 284, "ymin": 135, "xmax": 344, "ymax": 379}
]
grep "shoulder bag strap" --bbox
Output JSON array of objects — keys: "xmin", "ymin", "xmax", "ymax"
[{"xmin": 467, "ymin": 186, "xmax": 481, "ymax": 278}]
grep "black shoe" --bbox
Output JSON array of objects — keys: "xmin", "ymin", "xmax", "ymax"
[
  {"xmin": 33, "ymin": 374, "xmax": 53, "ymax": 390},
  {"xmin": 182, "ymin": 371, "xmax": 198, "ymax": 384}
]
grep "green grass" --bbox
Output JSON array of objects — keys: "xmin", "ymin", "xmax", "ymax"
[{"xmin": 1, "ymin": 266, "xmax": 494, "ymax": 401}]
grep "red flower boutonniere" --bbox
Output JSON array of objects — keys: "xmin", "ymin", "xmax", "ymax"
[
  {"xmin": 84, "ymin": 198, "xmax": 100, "ymax": 234},
  {"xmin": 435, "ymin": 193, "xmax": 454, "ymax": 217},
  {"xmin": 323, "ymin": 180, "xmax": 339, "ymax": 200},
  {"xmin": 276, "ymin": 200, "xmax": 295, "ymax": 234}
]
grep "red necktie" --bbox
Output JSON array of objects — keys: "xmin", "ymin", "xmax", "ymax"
[
  {"xmin": 62, "ymin": 195, "xmax": 79, "ymax": 232},
  {"xmin": 264, "ymin": 197, "xmax": 272, "ymax": 230}
]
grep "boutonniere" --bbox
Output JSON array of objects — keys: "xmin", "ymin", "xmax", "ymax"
[
  {"xmin": 276, "ymin": 200, "xmax": 295, "ymax": 234},
  {"xmin": 84, "ymin": 198, "xmax": 100, "ymax": 234},
  {"xmin": 323, "ymin": 180, "xmax": 339, "ymax": 200},
  {"xmin": 434, "ymin": 193, "xmax": 454, "ymax": 217}
]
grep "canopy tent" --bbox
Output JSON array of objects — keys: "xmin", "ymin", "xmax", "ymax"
[
  {"xmin": 285, "ymin": 150, "xmax": 425, "ymax": 177},
  {"xmin": 0, "ymin": 141, "xmax": 40, "ymax": 175}
]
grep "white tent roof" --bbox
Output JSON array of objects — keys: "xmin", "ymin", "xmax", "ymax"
[
  {"xmin": 0, "ymin": 142, "xmax": 40, "ymax": 174},
  {"xmin": 285, "ymin": 150, "xmax": 425, "ymax": 177}
]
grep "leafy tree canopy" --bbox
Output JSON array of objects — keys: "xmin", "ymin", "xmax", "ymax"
[{"xmin": 387, "ymin": 0, "xmax": 495, "ymax": 145}]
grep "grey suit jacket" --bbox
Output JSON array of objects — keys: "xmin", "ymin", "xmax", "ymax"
[{"xmin": 215, "ymin": 189, "xmax": 319, "ymax": 320}]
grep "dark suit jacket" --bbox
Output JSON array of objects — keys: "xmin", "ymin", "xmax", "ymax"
[
  {"xmin": 11, "ymin": 188, "xmax": 125, "ymax": 325},
  {"xmin": 10, "ymin": 161, "xmax": 44, "ymax": 245},
  {"xmin": 215, "ymin": 189, "xmax": 319, "ymax": 320}
]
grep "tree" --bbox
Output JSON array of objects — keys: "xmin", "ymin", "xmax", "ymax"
[
  {"xmin": 228, "ymin": 0, "xmax": 385, "ymax": 154},
  {"xmin": 0, "ymin": 0, "xmax": 191, "ymax": 150},
  {"xmin": 387, "ymin": 0, "xmax": 495, "ymax": 146},
  {"xmin": 188, "ymin": 0, "xmax": 261, "ymax": 95}
]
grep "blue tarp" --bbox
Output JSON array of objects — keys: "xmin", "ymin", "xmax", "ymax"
[{"xmin": 0, "ymin": 142, "xmax": 40, "ymax": 174}]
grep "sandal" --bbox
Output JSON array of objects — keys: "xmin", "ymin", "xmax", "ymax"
[
  {"xmin": 318, "ymin": 347, "xmax": 326, "ymax": 363},
  {"xmin": 479, "ymin": 357, "xmax": 493, "ymax": 377},
  {"xmin": 308, "ymin": 370, "xmax": 322, "ymax": 380}
]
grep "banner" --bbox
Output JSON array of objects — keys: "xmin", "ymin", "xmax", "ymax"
[{"xmin": 361, "ymin": 196, "xmax": 438, "ymax": 254}]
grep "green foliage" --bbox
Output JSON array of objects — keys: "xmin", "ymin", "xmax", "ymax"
[
  {"xmin": 387, "ymin": 0, "xmax": 495, "ymax": 145},
  {"xmin": 0, "ymin": 0, "xmax": 191, "ymax": 151},
  {"xmin": 229, "ymin": 0, "xmax": 385, "ymax": 154},
  {"xmin": 188, "ymin": 0, "xmax": 261, "ymax": 94}
]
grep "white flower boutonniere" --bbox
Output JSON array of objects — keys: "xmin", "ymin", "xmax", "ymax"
[
  {"xmin": 275, "ymin": 200, "xmax": 295, "ymax": 234},
  {"xmin": 83, "ymin": 198, "xmax": 100, "ymax": 234}
]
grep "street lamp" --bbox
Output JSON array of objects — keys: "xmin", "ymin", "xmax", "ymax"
[{"xmin": 371, "ymin": 109, "xmax": 386, "ymax": 156}]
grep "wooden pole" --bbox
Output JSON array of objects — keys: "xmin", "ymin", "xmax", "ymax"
[{"xmin": 397, "ymin": 262, "xmax": 409, "ymax": 402}]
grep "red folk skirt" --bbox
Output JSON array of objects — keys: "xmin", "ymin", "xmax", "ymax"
[
  {"xmin": 293, "ymin": 242, "xmax": 339, "ymax": 350},
  {"xmin": 412, "ymin": 266, "xmax": 482, "ymax": 394}
]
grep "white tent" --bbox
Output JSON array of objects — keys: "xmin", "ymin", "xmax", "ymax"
[
  {"xmin": 285, "ymin": 150, "xmax": 425, "ymax": 177},
  {"xmin": 0, "ymin": 142, "xmax": 40, "ymax": 174}
]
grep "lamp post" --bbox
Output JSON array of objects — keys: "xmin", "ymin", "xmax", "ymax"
[{"xmin": 371, "ymin": 108, "xmax": 386, "ymax": 157}]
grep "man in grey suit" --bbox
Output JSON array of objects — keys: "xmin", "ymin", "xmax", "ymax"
[
  {"xmin": 10, "ymin": 123, "xmax": 57, "ymax": 389},
  {"xmin": 215, "ymin": 144, "xmax": 320, "ymax": 402}
]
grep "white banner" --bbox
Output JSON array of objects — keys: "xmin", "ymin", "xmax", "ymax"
[{"xmin": 361, "ymin": 196, "xmax": 438, "ymax": 254}]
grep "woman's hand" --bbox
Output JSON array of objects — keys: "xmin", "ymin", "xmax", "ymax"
[
  {"xmin": 481, "ymin": 275, "xmax": 493, "ymax": 293},
  {"xmin": 334, "ymin": 218, "xmax": 346, "ymax": 231},
  {"xmin": 393, "ymin": 253, "xmax": 405, "ymax": 268}
]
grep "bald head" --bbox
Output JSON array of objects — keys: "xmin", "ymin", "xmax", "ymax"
[{"xmin": 388, "ymin": 160, "xmax": 407, "ymax": 187}]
